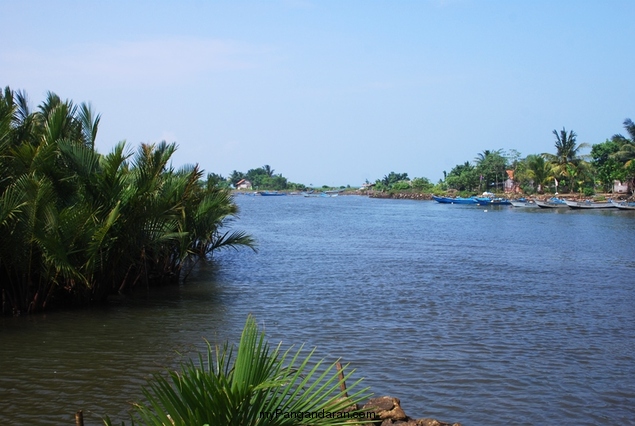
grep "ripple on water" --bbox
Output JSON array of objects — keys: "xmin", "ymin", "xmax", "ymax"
[{"xmin": 1, "ymin": 196, "xmax": 634, "ymax": 425}]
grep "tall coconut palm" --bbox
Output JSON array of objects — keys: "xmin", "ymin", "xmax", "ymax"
[
  {"xmin": 543, "ymin": 128, "xmax": 590, "ymax": 192},
  {"xmin": 609, "ymin": 118, "xmax": 635, "ymax": 192},
  {"xmin": 611, "ymin": 119, "xmax": 635, "ymax": 165}
]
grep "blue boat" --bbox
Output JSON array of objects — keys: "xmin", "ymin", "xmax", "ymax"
[
  {"xmin": 475, "ymin": 197, "xmax": 511, "ymax": 206},
  {"xmin": 260, "ymin": 191, "xmax": 286, "ymax": 196},
  {"xmin": 432, "ymin": 195, "xmax": 479, "ymax": 204}
]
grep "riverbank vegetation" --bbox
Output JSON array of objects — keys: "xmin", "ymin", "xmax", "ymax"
[
  {"xmin": 104, "ymin": 315, "xmax": 370, "ymax": 426},
  {"xmin": 226, "ymin": 166, "xmax": 308, "ymax": 191},
  {"xmin": 367, "ymin": 120, "xmax": 635, "ymax": 197},
  {"xmin": 0, "ymin": 87, "xmax": 255, "ymax": 315}
]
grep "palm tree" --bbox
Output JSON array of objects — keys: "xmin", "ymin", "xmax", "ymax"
[
  {"xmin": 524, "ymin": 154, "xmax": 551, "ymax": 193},
  {"xmin": 262, "ymin": 164, "xmax": 275, "ymax": 177},
  {"xmin": 611, "ymin": 119, "xmax": 635, "ymax": 165},
  {"xmin": 610, "ymin": 118, "xmax": 635, "ymax": 192},
  {"xmin": 543, "ymin": 128, "xmax": 590, "ymax": 192},
  {"xmin": 1, "ymin": 87, "xmax": 256, "ymax": 314}
]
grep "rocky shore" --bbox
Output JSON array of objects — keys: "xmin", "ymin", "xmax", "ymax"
[{"xmin": 356, "ymin": 396, "xmax": 461, "ymax": 426}]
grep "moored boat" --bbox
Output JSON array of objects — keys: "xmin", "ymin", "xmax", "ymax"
[
  {"xmin": 534, "ymin": 197, "xmax": 569, "ymax": 208},
  {"xmin": 432, "ymin": 195, "xmax": 479, "ymax": 204},
  {"xmin": 475, "ymin": 197, "xmax": 511, "ymax": 206},
  {"xmin": 510, "ymin": 200, "xmax": 538, "ymax": 208},
  {"xmin": 260, "ymin": 191, "xmax": 286, "ymax": 196},
  {"xmin": 564, "ymin": 199, "xmax": 615, "ymax": 209},
  {"xmin": 302, "ymin": 192, "xmax": 338, "ymax": 198},
  {"xmin": 610, "ymin": 199, "xmax": 635, "ymax": 210}
]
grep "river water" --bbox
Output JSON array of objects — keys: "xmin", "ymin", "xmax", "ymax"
[{"xmin": 1, "ymin": 195, "xmax": 634, "ymax": 425}]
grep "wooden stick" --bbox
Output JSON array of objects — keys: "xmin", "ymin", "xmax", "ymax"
[
  {"xmin": 335, "ymin": 361, "xmax": 348, "ymax": 398},
  {"xmin": 75, "ymin": 410, "xmax": 84, "ymax": 426}
]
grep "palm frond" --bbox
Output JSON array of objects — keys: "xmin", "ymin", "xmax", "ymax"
[{"xmin": 113, "ymin": 315, "xmax": 371, "ymax": 426}]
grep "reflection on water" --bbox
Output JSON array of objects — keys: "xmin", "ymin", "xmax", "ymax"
[{"xmin": 1, "ymin": 195, "xmax": 634, "ymax": 425}]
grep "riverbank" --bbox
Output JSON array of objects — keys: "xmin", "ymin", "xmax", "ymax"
[{"xmin": 358, "ymin": 190, "xmax": 631, "ymax": 202}]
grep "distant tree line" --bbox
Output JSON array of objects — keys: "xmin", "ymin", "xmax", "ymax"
[
  {"xmin": 214, "ymin": 165, "xmax": 307, "ymax": 191},
  {"xmin": 0, "ymin": 87, "xmax": 255, "ymax": 315},
  {"xmin": 369, "ymin": 172, "xmax": 434, "ymax": 193},
  {"xmin": 369, "ymin": 120, "xmax": 635, "ymax": 196}
]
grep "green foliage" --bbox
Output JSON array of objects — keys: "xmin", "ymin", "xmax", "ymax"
[
  {"xmin": 607, "ymin": 119, "xmax": 635, "ymax": 193},
  {"xmin": 371, "ymin": 171, "xmax": 411, "ymax": 191},
  {"xmin": 391, "ymin": 182, "xmax": 411, "ymax": 191},
  {"xmin": 381, "ymin": 172, "xmax": 409, "ymax": 187},
  {"xmin": 104, "ymin": 315, "xmax": 371, "ymax": 426},
  {"xmin": 591, "ymin": 139, "xmax": 624, "ymax": 191},
  {"xmin": 0, "ymin": 87, "xmax": 255, "ymax": 315},
  {"xmin": 410, "ymin": 177, "xmax": 433, "ymax": 192},
  {"xmin": 446, "ymin": 162, "xmax": 478, "ymax": 191},
  {"xmin": 474, "ymin": 149, "xmax": 508, "ymax": 192},
  {"xmin": 231, "ymin": 165, "xmax": 290, "ymax": 190},
  {"xmin": 543, "ymin": 127, "xmax": 591, "ymax": 192}
]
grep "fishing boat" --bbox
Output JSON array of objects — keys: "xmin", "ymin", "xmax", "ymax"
[
  {"xmin": 260, "ymin": 191, "xmax": 286, "ymax": 196},
  {"xmin": 475, "ymin": 197, "xmax": 511, "ymax": 206},
  {"xmin": 610, "ymin": 199, "xmax": 635, "ymax": 210},
  {"xmin": 510, "ymin": 199, "xmax": 538, "ymax": 208},
  {"xmin": 534, "ymin": 197, "xmax": 568, "ymax": 208},
  {"xmin": 564, "ymin": 199, "xmax": 615, "ymax": 209},
  {"xmin": 431, "ymin": 195, "xmax": 479, "ymax": 204},
  {"xmin": 302, "ymin": 192, "xmax": 337, "ymax": 198}
]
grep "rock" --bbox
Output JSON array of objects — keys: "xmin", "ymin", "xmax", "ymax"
[
  {"xmin": 362, "ymin": 396, "xmax": 408, "ymax": 421},
  {"xmin": 380, "ymin": 418, "xmax": 462, "ymax": 426},
  {"xmin": 360, "ymin": 396, "xmax": 461, "ymax": 426}
]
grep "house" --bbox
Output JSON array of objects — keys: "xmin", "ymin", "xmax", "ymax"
[
  {"xmin": 235, "ymin": 179, "xmax": 252, "ymax": 190},
  {"xmin": 613, "ymin": 180, "xmax": 629, "ymax": 194},
  {"xmin": 360, "ymin": 182, "xmax": 375, "ymax": 191},
  {"xmin": 504, "ymin": 170, "xmax": 520, "ymax": 193}
]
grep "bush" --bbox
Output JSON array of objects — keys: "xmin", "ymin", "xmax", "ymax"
[{"xmin": 391, "ymin": 182, "xmax": 411, "ymax": 191}]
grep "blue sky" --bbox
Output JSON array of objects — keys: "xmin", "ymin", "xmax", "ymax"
[{"xmin": 1, "ymin": 0, "xmax": 634, "ymax": 187}]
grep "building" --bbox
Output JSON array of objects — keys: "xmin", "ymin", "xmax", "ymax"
[
  {"xmin": 613, "ymin": 180, "xmax": 629, "ymax": 194},
  {"xmin": 235, "ymin": 179, "xmax": 252, "ymax": 190}
]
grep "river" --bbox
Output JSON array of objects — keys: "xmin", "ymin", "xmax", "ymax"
[{"xmin": 1, "ymin": 194, "xmax": 634, "ymax": 425}]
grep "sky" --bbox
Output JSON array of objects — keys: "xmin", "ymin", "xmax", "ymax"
[{"xmin": 1, "ymin": 0, "xmax": 634, "ymax": 187}]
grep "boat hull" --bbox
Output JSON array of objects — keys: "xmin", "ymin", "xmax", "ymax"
[
  {"xmin": 610, "ymin": 200, "xmax": 635, "ymax": 210},
  {"xmin": 432, "ymin": 196, "xmax": 479, "ymax": 204},
  {"xmin": 510, "ymin": 201, "xmax": 538, "ymax": 208},
  {"xmin": 534, "ymin": 198, "xmax": 568, "ymax": 208},
  {"xmin": 476, "ymin": 197, "xmax": 511, "ymax": 206},
  {"xmin": 564, "ymin": 200, "xmax": 615, "ymax": 209}
]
